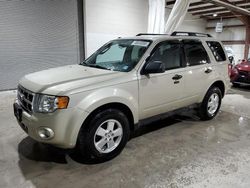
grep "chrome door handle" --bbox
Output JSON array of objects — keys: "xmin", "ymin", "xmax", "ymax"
[
  {"xmin": 172, "ymin": 74, "xmax": 183, "ymax": 80},
  {"xmin": 205, "ymin": 67, "xmax": 213, "ymax": 73}
]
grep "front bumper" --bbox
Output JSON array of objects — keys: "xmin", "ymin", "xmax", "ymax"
[
  {"xmin": 231, "ymin": 74, "xmax": 250, "ymax": 85},
  {"xmin": 14, "ymin": 100, "xmax": 89, "ymax": 148}
]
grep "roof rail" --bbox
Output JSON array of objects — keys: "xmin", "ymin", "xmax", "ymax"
[
  {"xmin": 136, "ymin": 33, "xmax": 168, "ymax": 36},
  {"xmin": 171, "ymin": 31, "xmax": 212, "ymax": 37}
]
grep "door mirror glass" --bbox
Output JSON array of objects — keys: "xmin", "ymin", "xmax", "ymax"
[
  {"xmin": 228, "ymin": 56, "xmax": 234, "ymax": 64},
  {"xmin": 142, "ymin": 60, "xmax": 165, "ymax": 75}
]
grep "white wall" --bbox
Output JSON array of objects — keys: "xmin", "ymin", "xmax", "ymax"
[
  {"xmin": 85, "ymin": 1, "xmax": 248, "ymax": 61},
  {"xmin": 206, "ymin": 18, "xmax": 248, "ymax": 61},
  {"xmin": 224, "ymin": 45, "xmax": 246, "ymax": 63},
  {"xmin": 85, "ymin": 0, "xmax": 148, "ymax": 57},
  {"xmin": 207, "ymin": 19, "xmax": 245, "ymax": 41}
]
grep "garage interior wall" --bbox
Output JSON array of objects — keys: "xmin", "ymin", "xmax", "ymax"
[
  {"xmin": 166, "ymin": 6, "xmax": 248, "ymax": 61},
  {"xmin": 0, "ymin": 0, "xmax": 80, "ymax": 91},
  {"xmin": 85, "ymin": 0, "xmax": 148, "ymax": 57},
  {"xmin": 165, "ymin": 8, "xmax": 207, "ymax": 33},
  {"xmin": 206, "ymin": 18, "xmax": 249, "ymax": 61}
]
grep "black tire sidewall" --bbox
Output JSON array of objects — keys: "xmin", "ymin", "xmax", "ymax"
[
  {"xmin": 200, "ymin": 87, "xmax": 222, "ymax": 120},
  {"xmin": 78, "ymin": 108, "xmax": 130, "ymax": 161}
]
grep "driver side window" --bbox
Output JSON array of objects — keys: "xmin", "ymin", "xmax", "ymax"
[{"xmin": 149, "ymin": 41, "xmax": 182, "ymax": 70}]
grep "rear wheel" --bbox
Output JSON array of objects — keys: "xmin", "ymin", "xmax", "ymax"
[
  {"xmin": 198, "ymin": 87, "xmax": 222, "ymax": 120},
  {"xmin": 76, "ymin": 108, "xmax": 130, "ymax": 162}
]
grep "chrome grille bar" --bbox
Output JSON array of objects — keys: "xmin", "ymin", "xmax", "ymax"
[{"xmin": 17, "ymin": 85, "xmax": 35, "ymax": 113}]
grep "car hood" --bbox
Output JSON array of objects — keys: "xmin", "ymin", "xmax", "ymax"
[
  {"xmin": 236, "ymin": 63, "xmax": 250, "ymax": 71},
  {"xmin": 19, "ymin": 64, "xmax": 125, "ymax": 95}
]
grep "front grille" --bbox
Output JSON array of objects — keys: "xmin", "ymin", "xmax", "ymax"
[
  {"xmin": 238, "ymin": 70, "xmax": 249, "ymax": 76},
  {"xmin": 17, "ymin": 86, "xmax": 35, "ymax": 113}
]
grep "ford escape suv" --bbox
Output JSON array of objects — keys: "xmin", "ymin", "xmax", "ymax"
[{"xmin": 14, "ymin": 32, "xmax": 229, "ymax": 161}]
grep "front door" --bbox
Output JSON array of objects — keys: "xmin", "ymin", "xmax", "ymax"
[{"xmin": 138, "ymin": 40, "xmax": 186, "ymax": 119}]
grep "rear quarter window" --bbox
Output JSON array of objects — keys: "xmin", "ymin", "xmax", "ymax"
[{"xmin": 206, "ymin": 41, "xmax": 226, "ymax": 62}]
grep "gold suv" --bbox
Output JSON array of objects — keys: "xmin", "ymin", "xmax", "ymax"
[{"xmin": 14, "ymin": 32, "xmax": 230, "ymax": 161}]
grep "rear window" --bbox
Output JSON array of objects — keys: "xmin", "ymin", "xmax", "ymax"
[
  {"xmin": 207, "ymin": 41, "xmax": 226, "ymax": 62},
  {"xmin": 183, "ymin": 40, "xmax": 210, "ymax": 66}
]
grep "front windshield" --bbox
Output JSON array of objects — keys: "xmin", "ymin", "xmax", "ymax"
[{"xmin": 81, "ymin": 39, "xmax": 151, "ymax": 72}]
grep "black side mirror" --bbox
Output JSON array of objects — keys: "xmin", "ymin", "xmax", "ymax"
[
  {"xmin": 229, "ymin": 56, "xmax": 234, "ymax": 64},
  {"xmin": 142, "ymin": 60, "xmax": 165, "ymax": 75}
]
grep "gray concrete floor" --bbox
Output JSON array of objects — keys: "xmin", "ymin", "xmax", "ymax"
[{"xmin": 0, "ymin": 86, "xmax": 250, "ymax": 188}]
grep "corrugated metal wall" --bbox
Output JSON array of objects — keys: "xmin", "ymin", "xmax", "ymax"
[{"xmin": 0, "ymin": 0, "xmax": 80, "ymax": 90}]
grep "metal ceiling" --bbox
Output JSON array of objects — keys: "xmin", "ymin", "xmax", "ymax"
[{"xmin": 166, "ymin": 0, "xmax": 250, "ymax": 20}]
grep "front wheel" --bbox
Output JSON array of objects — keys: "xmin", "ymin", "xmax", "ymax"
[
  {"xmin": 198, "ymin": 87, "xmax": 222, "ymax": 120},
  {"xmin": 76, "ymin": 108, "xmax": 130, "ymax": 162}
]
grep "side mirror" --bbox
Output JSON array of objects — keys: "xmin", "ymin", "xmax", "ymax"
[
  {"xmin": 229, "ymin": 56, "xmax": 234, "ymax": 64},
  {"xmin": 142, "ymin": 60, "xmax": 165, "ymax": 75}
]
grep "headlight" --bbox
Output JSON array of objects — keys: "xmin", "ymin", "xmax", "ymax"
[
  {"xmin": 36, "ymin": 94, "xmax": 69, "ymax": 113},
  {"xmin": 233, "ymin": 68, "xmax": 238, "ymax": 74}
]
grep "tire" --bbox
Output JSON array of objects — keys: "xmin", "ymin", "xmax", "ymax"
[
  {"xmin": 198, "ymin": 87, "xmax": 222, "ymax": 121},
  {"xmin": 76, "ymin": 108, "xmax": 130, "ymax": 162}
]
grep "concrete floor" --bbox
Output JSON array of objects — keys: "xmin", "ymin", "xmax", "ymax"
[{"xmin": 0, "ymin": 86, "xmax": 250, "ymax": 188}]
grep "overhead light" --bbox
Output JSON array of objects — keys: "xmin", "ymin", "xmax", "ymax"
[{"xmin": 213, "ymin": 13, "xmax": 218, "ymax": 17}]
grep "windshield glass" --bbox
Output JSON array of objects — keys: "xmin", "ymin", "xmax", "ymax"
[{"xmin": 81, "ymin": 39, "xmax": 151, "ymax": 72}]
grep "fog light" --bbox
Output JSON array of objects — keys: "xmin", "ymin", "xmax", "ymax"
[{"xmin": 37, "ymin": 127, "xmax": 54, "ymax": 140}]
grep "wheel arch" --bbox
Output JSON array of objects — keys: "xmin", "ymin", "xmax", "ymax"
[
  {"xmin": 199, "ymin": 80, "xmax": 226, "ymax": 104},
  {"xmin": 81, "ymin": 102, "xmax": 135, "ymax": 132},
  {"xmin": 209, "ymin": 80, "xmax": 225, "ymax": 97}
]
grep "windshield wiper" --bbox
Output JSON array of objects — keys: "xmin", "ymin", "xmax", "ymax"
[
  {"xmin": 80, "ymin": 61, "xmax": 88, "ymax": 66},
  {"xmin": 80, "ymin": 61, "xmax": 109, "ymax": 70}
]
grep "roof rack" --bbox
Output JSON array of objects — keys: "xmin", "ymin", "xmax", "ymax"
[
  {"xmin": 136, "ymin": 33, "xmax": 168, "ymax": 36},
  {"xmin": 136, "ymin": 32, "xmax": 212, "ymax": 38},
  {"xmin": 171, "ymin": 31, "xmax": 212, "ymax": 37}
]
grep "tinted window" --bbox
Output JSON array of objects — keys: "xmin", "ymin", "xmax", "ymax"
[
  {"xmin": 131, "ymin": 45, "xmax": 147, "ymax": 62},
  {"xmin": 207, "ymin": 41, "xmax": 226, "ymax": 61},
  {"xmin": 149, "ymin": 41, "xmax": 181, "ymax": 70},
  {"xmin": 184, "ymin": 40, "xmax": 210, "ymax": 66}
]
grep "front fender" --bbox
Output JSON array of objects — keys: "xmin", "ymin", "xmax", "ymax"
[
  {"xmin": 77, "ymin": 88, "xmax": 139, "ymax": 124},
  {"xmin": 66, "ymin": 87, "xmax": 139, "ymax": 148}
]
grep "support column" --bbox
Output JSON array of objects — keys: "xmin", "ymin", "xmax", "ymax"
[
  {"xmin": 244, "ymin": 25, "xmax": 250, "ymax": 59},
  {"xmin": 234, "ymin": 15, "xmax": 250, "ymax": 59},
  {"xmin": 77, "ymin": 0, "xmax": 85, "ymax": 61}
]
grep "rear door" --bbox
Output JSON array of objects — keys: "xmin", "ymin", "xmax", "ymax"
[{"xmin": 181, "ymin": 39, "xmax": 214, "ymax": 103}]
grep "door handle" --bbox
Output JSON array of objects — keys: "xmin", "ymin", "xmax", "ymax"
[
  {"xmin": 205, "ymin": 67, "xmax": 213, "ymax": 74},
  {"xmin": 172, "ymin": 74, "xmax": 183, "ymax": 80}
]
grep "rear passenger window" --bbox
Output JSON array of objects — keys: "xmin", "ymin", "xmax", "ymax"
[
  {"xmin": 184, "ymin": 40, "xmax": 210, "ymax": 66},
  {"xmin": 149, "ymin": 41, "xmax": 182, "ymax": 70},
  {"xmin": 207, "ymin": 41, "xmax": 226, "ymax": 62}
]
